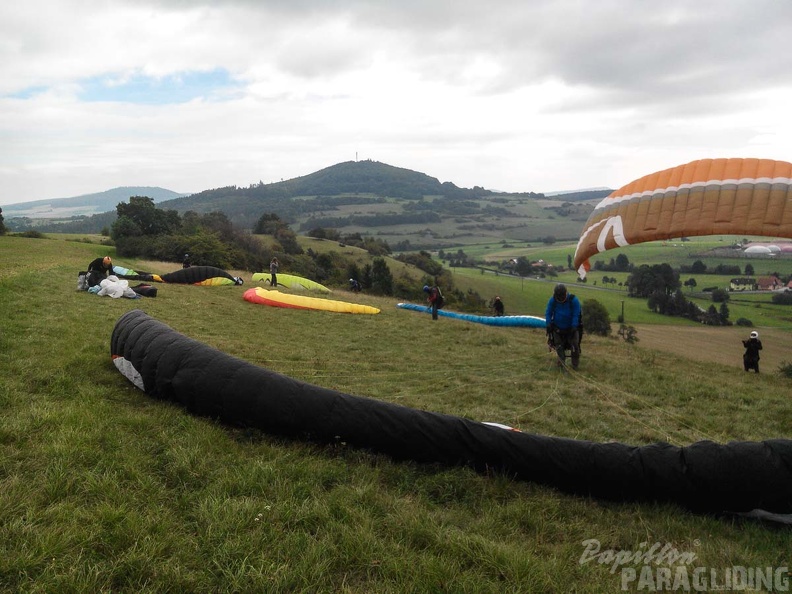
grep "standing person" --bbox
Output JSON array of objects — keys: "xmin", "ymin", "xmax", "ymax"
[
  {"xmin": 349, "ymin": 278, "xmax": 361, "ymax": 292},
  {"xmin": 493, "ymin": 296, "xmax": 505, "ymax": 316},
  {"xmin": 742, "ymin": 331, "xmax": 763, "ymax": 373},
  {"xmin": 182, "ymin": 253, "xmax": 191, "ymax": 268},
  {"xmin": 86, "ymin": 256, "xmax": 113, "ymax": 287},
  {"xmin": 269, "ymin": 257, "xmax": 279, "ymax": 288},
  {"xmin": 545, "ymin": 283, "xmax": 582, "ymax": 369},
  {"xmin": 423, "ymin": 284, "xmax": 444, "ymax": 320}
]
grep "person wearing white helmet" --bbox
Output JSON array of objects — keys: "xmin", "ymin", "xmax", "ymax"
[{"xmin": 742, "ymin": 330, "xmax": 763, "ymax": 373}]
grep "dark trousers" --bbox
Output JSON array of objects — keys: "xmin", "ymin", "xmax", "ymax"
[{"xmin": 552, "ymin": 328, "xmax": 580, "ymax": 368}]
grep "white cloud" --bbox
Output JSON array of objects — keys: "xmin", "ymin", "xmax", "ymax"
[{"xmin": 1, "ymin": 0, "xmax": 791, "ymax": 205}]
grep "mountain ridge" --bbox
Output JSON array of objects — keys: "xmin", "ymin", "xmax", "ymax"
[{"xmin": 2, "ymin": 186, "xmax": 187, "ymax": 219}]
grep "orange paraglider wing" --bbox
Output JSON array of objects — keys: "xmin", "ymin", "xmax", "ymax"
[{"xmin": 573, "ymin": 158, "xmax": 792, "ymax": 278}]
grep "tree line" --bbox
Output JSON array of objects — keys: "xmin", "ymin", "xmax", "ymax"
[{"xmin": 109, "ymin": 197, "xmax": 491, "ymax": 310}]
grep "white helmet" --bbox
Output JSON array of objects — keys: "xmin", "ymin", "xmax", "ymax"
[{"xmin": 750, "ymin": 331, "xmax": 758, "ymax": 338}]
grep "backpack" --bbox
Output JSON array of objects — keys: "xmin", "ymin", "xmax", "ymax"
[
  {"xmin": 132, "ymin": 284, "xmax": 158, "ymax": 298},
  {"xmin": 434, "ymin": 287, "xmax": 445, "ymax": 309},
  {"xmin": 77, "ymin": 271, "xmax": 89, "ymax": 291}
]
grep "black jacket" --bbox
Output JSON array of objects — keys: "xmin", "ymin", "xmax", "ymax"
[
  {"xmin": 742, "ymin": 338, "xmax": 762, "ymax": 361},
  {"xmin": 87, "ymin": 257, "xmax": 109, "ymax": 273}
]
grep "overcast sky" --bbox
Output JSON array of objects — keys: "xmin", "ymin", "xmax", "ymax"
[{"xmin": 2, "ymin": 0, "xmax": 791, "ymax": 206}]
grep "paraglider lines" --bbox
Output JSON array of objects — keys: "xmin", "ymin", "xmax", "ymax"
[{"xmin": 563, "ymin": 368, "xmax": 718, "ymax": 446}]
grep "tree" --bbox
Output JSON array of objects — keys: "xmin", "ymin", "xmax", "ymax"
[
  {"xmin": 112, "ymin": 196, "xmax": 181, "ymax": 239},
  {"xmin": 691, "ymin": 260, "xmax": 707, "ymax": 274},
  {"xmin": 198, "ymin": 211, "xmax": 235, "ymax": 242},
  {"xmin": 346, "ymin": 262, "xmax": 362, "ymax": 284},
  {"xmin": 361, "ymin": 263, "xmax": 373, "ymax": 289},
  {"xmin": 771, "ymin": 291, "xmax": 792, "ymax": 305},
  {"xmin": 0, "ymin": 207, "xmax": 6, "ymax": 235},
  {"xmin": 274, "ymin": 226, "xmax": 304, "ymax": 255},
  {"xmin": 179, "ymin": 228, "xmax": 235, "ymax": 268},
  {"xmin": 711, "ymin": 288, "xmax": 730, "ymax": 303},
  {"xmin": 671, "ymin": 289, "xmax": 688, "ymax": 315},
  {"xmin": 370, "ymin": 258, "xmax": 393, "ymax": 295},
  {"xmin": 111, "ymin": 215, "xmax": 143, "ymax": 239},
  {"xmin": 361, "ymin": 236, "xmax": 391, "ymax": 256},
  {"xmin": 582, "ymin": 298, "xmax": 611, "ymax": 336},
  {"xmin": 313, "ymin": 253, "xmax": 336, "ymax": 281},
  {"xmin": 253, "ymin": 213, "xmax": 283, "ymax": 235},
  {"xmin": 719, "ymin": 302, "xmax": 731, "ymax": 325},
  {"xmin": 308, "ymin": 227, "xmax": 341, "ymax": 241},
  {"xmin": 647, "ymin": 289, "xmax": 671, "ymax": 314},
  {"xmin": 683, "ymin": 278, "xmax": 697, "ymax": 291},
  {"xmin": 627, "ymin": 264, "xmax": 679, "ymax": 298},
  {"xmin": 615, "ymin": 253, "xmax": 630, "ymax": 271},
  {"xmin": 514, "ymin": 256, "xmax": 534, "ymax": 277}
]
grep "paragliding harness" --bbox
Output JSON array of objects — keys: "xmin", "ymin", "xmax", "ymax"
[
  {"xmin": 433, "ymin": 286, "xmax": 445, "ymax": 310},
  {"xmin": 79, "ymin": 270, "xmax": 106, "ymax": 290},
  {"xmin": 546, "ymin": 294, "xmax": 583, "ymax": 352},
  {"xmin": 131, "ymin": 284, "xmax": 158, "ymax": 298}
]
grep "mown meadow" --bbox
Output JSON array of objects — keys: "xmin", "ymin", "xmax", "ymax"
[{"xmin": 1, "ymin": 234, "xmax": 790, "ymax": 593}]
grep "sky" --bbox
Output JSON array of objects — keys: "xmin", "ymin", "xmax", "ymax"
[{"xmin": 2, "ymin": 0, "xmax": 791, "ymax": 206}]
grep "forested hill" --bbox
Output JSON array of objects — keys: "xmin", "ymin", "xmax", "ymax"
[{"xmin": 158, "ymin": 160, "xmax": 542, "ymax": 228}]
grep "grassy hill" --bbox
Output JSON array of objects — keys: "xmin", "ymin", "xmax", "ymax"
[{"xmin": 1, "ymin": 234, "xmax": 789, "ymax": 592}]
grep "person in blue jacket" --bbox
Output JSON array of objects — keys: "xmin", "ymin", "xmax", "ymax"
[{"xmin": 545, "ymin": 283, "xmax": 582, "ymax": 369}]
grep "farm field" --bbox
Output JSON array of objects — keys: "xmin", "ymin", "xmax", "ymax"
[
  {"xmin": 1, "ymin": 234, "xmax": 791, "ymax": 593},
  {"xmin": 630, "ymin": 324, "xmax": 790, "ymax": 371},
  {"xmin": 290, "ymin": 193, "xmax": 589, "ymax": 249}
]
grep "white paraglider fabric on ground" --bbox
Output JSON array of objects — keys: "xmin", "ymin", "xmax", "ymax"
[{"xmin": 95, "ymin": 275, "xmax": 139, "ymax": 299}]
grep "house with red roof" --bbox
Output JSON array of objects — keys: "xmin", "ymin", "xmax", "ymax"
[{"xmin": 757, "ymin": 275, "xmax": 783, "ymax": 291}]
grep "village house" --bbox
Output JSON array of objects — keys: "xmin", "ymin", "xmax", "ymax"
[
  {"xmin": 729, "ymin": 277, "xmax": 756, "ymax": 291},
  {"xmin": 756, "ymin": 275, "xmax": 783, "ymax": 291}
]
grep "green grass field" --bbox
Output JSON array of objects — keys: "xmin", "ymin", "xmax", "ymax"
[{"xmin": 1, "ymin": 234, "xmax": 791, "ymax": 593}]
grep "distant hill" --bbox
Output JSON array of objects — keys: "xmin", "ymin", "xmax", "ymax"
[
  {"xmin": 158, "ymin": 160, "xmax": 514, "ymax": 228},
  {"xmin": 6, "ymin": 161, "xmax": 596, "ymax": 249},
  {"xmin": 543, "ymin": 188, "xmax": 612, "ymax": 202},
  {"xmin": 2, "ymin": 187, "xmax": 187, "ymax": 219}
]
